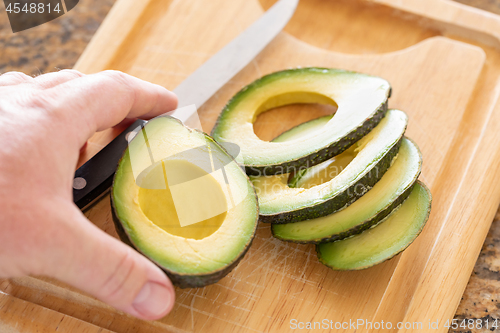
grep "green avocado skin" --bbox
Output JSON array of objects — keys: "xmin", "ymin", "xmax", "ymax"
[
  {"xmin": 211, "ymin": 67, "xmax": 390, "ymax": 176},
  {"xmin": 272, "ymin": 182, "xmax": 416, "ymax": 244},
  {"xmin": 260, "ymin": 137, "xmax": 403, "ymax": 224},
  {"xmin": 315, "ymin": 181, "xmax": 432, "ymax": 271},
  {"xmin": 111, "ymin": 201, "xmax": 255, "ymax": 288}
]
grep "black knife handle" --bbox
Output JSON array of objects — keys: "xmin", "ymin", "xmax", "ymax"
[{"xmin": 73, "ymin": 119, "xmax": 146, "ymax": 210}]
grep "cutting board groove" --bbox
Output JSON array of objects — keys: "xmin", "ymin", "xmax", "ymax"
[{"xmin": 3, "ymin": 0, "xmax": 500, "ymax": 332}]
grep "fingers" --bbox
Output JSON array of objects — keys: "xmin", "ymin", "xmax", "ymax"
[
  {"xmin": 97, "ymin": 71, "xmax": 178, "ymax": 120},
  {"xmin": 0, "ymin": 72, "xmax": 33, "ymax": 86},
  {"xmin": 1, "ymin": 69, "xmax": 176, "ymax": 150},
  {"xmin": 43, "ymin": 70, "xmax": 177, "ymax": 136},
  {"xmin": 45, "ymin": 203, "xmax": 175, "ymax": 320},
  {"xmin": 33, "ymin": 69, "xmax": 85, "ymax": 89},
  {"xmin": 2, "ymin": 70, "xmax": 87, "ymax": 89}
]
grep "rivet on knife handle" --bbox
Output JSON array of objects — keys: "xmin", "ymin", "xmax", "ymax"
[{"xmin": 73, "ymin": 119, "xmax": 146, "ymax": 210}]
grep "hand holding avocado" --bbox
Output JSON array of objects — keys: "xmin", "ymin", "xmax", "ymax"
[
  {"xmin": 0, "ymin": 66, "xmax": 432, "ymax": 322},
  {"xmin": 0, "ymin": 70, "xmax": 178, "ymax": 320}
]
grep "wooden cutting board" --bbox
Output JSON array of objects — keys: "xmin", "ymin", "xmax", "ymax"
[{"xmin": 3, "ymin": 0, "xmax": 500, "ymax": 332}]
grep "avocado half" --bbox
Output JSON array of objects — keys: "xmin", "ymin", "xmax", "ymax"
[
  {"xmin": 211, "ymin": 68, "xmax": 391, "ymax": 175},
  {"xmin": 251, "ymin": 109, "xmax": 408, "ymax": 223},
  {"xmin": 111, "ymin": 116, "xmax": 258, "ymax": 288}
]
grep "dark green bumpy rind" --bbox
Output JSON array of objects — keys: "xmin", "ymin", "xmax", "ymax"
[
  {"xmin": 260, "ymin": 137, "xmax": 403, "ymax": 224},
  {"xmin": 111, "ymin": 119, "xmax": 259, "ymax": 289},
  {"xmin": 211, "ymin": 68, "xmax": 390, "ymax": 176}
]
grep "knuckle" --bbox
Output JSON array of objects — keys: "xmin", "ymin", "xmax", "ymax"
[
  {"xmin": 31, "ymin": 70, "xmax": 85, "ymax": 89},
  {"xmin": 58, "ymin": 69, "xmax": 84, "ymax": 78},
  {"xmin": 48, "ymin": 69, "xmax": 85, "ymax": 84},
  {"xmin": 101, "ymin": 70, "xmax": 131, "ymax": 87},
  {"xmin": 99, "ymin": 70, "xmax": 136, "ymax": 106},
  {"xmin": 0, "ymin": 71, "xmax": 33, "ymax": 84},
  {"xmin": 99, "ymin": 248, "xmax": 138, "ymax": 303}
]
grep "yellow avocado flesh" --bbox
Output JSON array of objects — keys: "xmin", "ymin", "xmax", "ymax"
[{"xmin": 138, "ymin": 159, "xmax": 227, "ymax": 240}]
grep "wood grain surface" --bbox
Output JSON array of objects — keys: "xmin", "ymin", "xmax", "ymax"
[
  {"xmin": 3, "ymin": 0, "xmax": 500, "ymax": 332},
  {"xmin": 0, "ymin": 292, "xmax": 114, "ymax": 333}
]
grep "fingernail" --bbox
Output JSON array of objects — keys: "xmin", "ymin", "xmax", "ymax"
[{"xmin": 132, "ymin": 282, "xmax": 172, "ymax": 319}]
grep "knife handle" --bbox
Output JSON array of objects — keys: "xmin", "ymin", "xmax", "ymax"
[{"xmin": 73, "ymin": 119, "xmax": 146, "ymax": 210}]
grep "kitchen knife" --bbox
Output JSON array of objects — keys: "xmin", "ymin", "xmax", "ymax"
[{"xmin": 73, "ymin": 0, "xmax": 299, "ymax": 210}]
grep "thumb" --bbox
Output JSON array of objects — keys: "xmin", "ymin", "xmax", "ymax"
[{"xmin": 44, "ymin": 202, "xmax": 175, "ymax": 320}]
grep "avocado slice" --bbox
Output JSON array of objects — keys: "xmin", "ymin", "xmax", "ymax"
[
  {"xmin": 211, "ymin": 68, "xmax": 391, "ymax": 175},
  {"xmin": 272, "ymin": 137, "xmax": 422, "ymax": 243},
  {"xmin": 111, "ymin": 116, "xmax": 259, "ymax": 288},
  {"xmin": 316, "ymin": 181, "xmax": 432, "ymax": 270},
  {"xmin": 251, "ymin": 109, "xmax": 408, "ymax": 224}
]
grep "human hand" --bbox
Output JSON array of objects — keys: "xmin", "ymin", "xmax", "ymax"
[{"xmin": 0, "ymin": 70, "xmax": 178, "ymax": 320}]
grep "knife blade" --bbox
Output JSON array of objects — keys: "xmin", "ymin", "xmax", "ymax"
[{"xmin": 73, "ymin": 0, "xmax": 299, "ymax": 210}]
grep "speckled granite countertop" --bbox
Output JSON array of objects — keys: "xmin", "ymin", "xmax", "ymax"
[
  {"xmin": 1, "ymin": 0, "xmax": 500, "ymax": 332},
  {"xmin": 452, "ymin": 210, "xmax": 500, "ymax": 332},
  {"xmin": 0, "ymin": 0, "xmax": 115, "ymax": 75}
]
